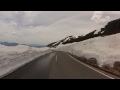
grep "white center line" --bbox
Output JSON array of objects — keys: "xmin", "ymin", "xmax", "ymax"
[
  {"xmin": 66, "ymin": 53, "xmax": 115, "ymax": 79},
  {"xmin": 56, "ymin": 55, "xmax": 57, "ymax": 61}
]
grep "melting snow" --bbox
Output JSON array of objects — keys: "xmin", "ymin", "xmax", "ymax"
[
  {"xmin": 0, "ymin": 45, "xmax": 51, "ymax": 77},
  {"xmin": 56, "ymin": 33, "xmax": 120, "ymax": 67}
]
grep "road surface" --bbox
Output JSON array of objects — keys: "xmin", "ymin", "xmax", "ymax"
[
  {"xmin": 1, "ymin": 51, "xmax": 119, "ymax": 79},
  {"xmin": 1, "ymin": 52, "xmax": 56, "ymax": 79}
]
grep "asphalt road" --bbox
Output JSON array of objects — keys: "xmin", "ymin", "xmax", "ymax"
[
  {"xmin": 1, "ymin": 52, "xmax": 56, "ymax": 79},
  {"xmin": 1, "ymin": 51, "xmax": 119, "ymax": 79}
]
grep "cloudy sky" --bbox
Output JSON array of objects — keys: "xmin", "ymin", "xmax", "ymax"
[{"xmin": 0, "ymin": 11, "xmax": 120, "ymax": 45}]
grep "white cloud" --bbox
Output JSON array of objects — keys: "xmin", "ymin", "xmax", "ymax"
[
  {"xmin": 9, "ymin": 21, "xmax": 17, "ymax": 27},
  {"xmin": 91, "ymin": 11, "xmax": 110, "ymax": 23},
  {"xmin": 11, "ymin": 32, "xmax": 18, "ymax": 35},
  {"xmin": 105, "ymin": 11, "xmax": 120, "ymax": 15},
  {"xmin": 15, "ymin": 11, "xmax": 18, "ymax": 14},
  {"xmin": 0, "ymin": 11, "xmax": 119, "ymax": 45}
]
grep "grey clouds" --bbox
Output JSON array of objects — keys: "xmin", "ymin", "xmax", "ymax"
[{"xmin": 0, "ymin": 11, "xmax": 120, "ymax": 45}]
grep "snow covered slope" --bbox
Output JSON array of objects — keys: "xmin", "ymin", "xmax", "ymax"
[
  {"xmin": 0, "ymin": 45, "xmax": 51, "ymax": 77},
  {"xmin": 47, "ymin": 29, "xmax": 106, "ymax": 48},
  {"xmin": 62, "ymin": 35, "xmax": 80, "ymax": 43},
  {"xmin": 47, "ymin": 35, "xmax": 81, "ymax": 47},
  {"xmin": 56, "ymin": 33, "xmax": 120, "ymax": 67}
]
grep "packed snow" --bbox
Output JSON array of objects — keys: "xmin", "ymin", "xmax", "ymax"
[
  {"xmin": 63, "ymin": 37, "xmax": 70, "ymax": 43},
  {"xmin": 72, "ymin": 35, "xmax": 79, "ymax": 39},
  {"xmin": 56, "ymin": 33, "xmax": 120, "ymax": 67},
  {"xmin": 0, "ymin": 45, "xmax": 51, "ymax": 77}
]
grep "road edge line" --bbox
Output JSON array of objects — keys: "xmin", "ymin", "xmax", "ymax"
[{"xmin": 66, "ymin": 53, "xmax": 115, "ymax": 79}]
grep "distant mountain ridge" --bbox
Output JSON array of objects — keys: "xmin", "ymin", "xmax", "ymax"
[
  {"xmin": 47, "ymin": 18, "xmax": 120, "ymax": 48},
  {"xmin": 0, "ymin": 42, "xmax": 45, "ymax": 48},
  {"xmin": 0, "ymin": 42, "xmax": 19, "ymax": 46},
  {"xmin": 23, "ymin": 44, "xmax": 45, "ymax": 48}
]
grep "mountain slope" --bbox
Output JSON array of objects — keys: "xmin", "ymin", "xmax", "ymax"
[
  {"xmin": 0, "ymin": 42, "xmax": 19, "ymax": 46},
  {"xmin": 48, "ymin": 18, "xmax": 120, "ymax": 48},
  {"xmin": 47, "ymin": 29, "xmax": 105, "ymax": 48},
  {"xmin": 47, "ymin": 35, "xmax": 81, "ymax": 48},
  {"xmin": 0, "ymin": 42, "xmax": 44, "ymax": 48}
]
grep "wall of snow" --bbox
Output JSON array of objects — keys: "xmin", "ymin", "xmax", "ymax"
[
  {"xmin": 0, "ymin": 45, "xmax": 51, "ymax": 77},
  {"xmin": 56, "ymin": 33, "xmax": 120, "ymax": 67}
]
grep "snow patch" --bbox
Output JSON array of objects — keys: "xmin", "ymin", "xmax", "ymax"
[
  {"xmin": 72, "ymin": 35, "xmax": 79, "ymax": 38},
  {"xmin": 63, "ymin": 37, "xmax": 70, "ymax": 43},
  {"xmin": 0, "ymin": 45, "xmax": 51, "ymax": 77},
  {"xmin": 56, "ymin": 33, "xmax": 120, "ymax": 67}
]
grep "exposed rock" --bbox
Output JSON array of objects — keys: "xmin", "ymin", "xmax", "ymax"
[
  {"xmin": 102, "ymin": 64, "xmax": 111, "ymax": 70},
  {"xmin": 87, "ymin": 58, "xmax": 97, "ymax": 66},
  {"xmin": 113, "ymin": 61, "xmax": 120, "ymax": 72},
  {"xmin": 80, "ymin": 57, "xmax": 87, "ymax": 62}
]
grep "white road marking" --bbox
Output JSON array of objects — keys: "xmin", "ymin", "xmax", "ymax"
[
  {"xmin": 66, "ymin": 53, "xmax": 115, "ymax": 79},
  {"xmin": 56, "ymin": 55, "xmax": 57, "ymax": 61}
]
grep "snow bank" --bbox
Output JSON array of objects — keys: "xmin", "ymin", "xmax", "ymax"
[
  {"xmin": 56, "ymin": 33, "xmax": 120, "ymax": 67},
  {"xmin": 0, "ymin": 45, "xmax": 51, "ymax": 77}
]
